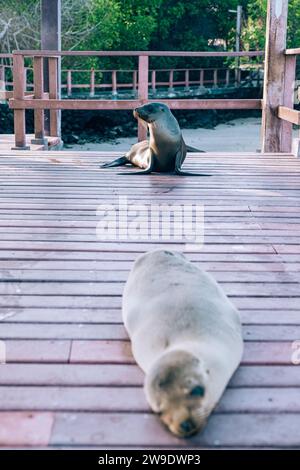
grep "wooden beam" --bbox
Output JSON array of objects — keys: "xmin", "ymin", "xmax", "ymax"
[
  {"xmin": 9, "ymin": 98, "xmax": 262, "ymax": 111},
  {"xmin": 12, "ymin": 54, "xmax": 29, "ymax": 150},
  {"xmin": 278, "ymin": 106, "xmax": 300, "ymax": 125},
  {"xmin": 261, "ymin": 0, "xmax": 289, "ymax": 153},
  {"xmin": 285, "ymin": 48, "xmax": 300, "ymax": 55},
  {"xmin": 48, "ymin": 57, "xmax": 60, "ymax": 137},
  {"xmin": 138, "ymin": 56, "xmax": 149, "ymax": 141},
  {"xmin": 41, "ymin": 0, "xmax": 61, "ymax": 137},
  {"xmin": 31, "ymin": 56, "xmax": 47, "ymax": 145},
  {"xmin": 12, "ymin": 50, "xmax": 264, "ymax": 58}
]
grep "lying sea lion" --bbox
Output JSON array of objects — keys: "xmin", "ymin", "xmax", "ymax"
[
  {"xmin": 101, "ymin": 102, "xmax": 209, "ymax": 176},
  {"xmin": 122, "ymin": 250, "xmax": 243, "ymax": 437}
]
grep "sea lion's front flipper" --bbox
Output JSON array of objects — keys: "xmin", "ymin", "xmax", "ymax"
[
  {"xmin": 100, "ymin": 156, "xmax": 129, "ymax": 168},
  {"xmin": 175, "ymin": 141, "xmax": 210, "ymax": 177}
]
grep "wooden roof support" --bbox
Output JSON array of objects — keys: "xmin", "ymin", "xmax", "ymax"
[{"xmin": 261, "ymin": 0, "xmax": 294, "ymax": 153}]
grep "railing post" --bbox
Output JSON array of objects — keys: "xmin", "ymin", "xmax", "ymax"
[
  {"xmin": 112, "ymin": 70, "xmax": 117, "ymax": 98},
  {"xmin": 67, "ymin": 70, "xmax": 72, "ymax": 96},
  {"xmin": 261, "ymin": 0, "xmax": 289, "ymax": 152},
  {"xmin": 90, "ymin": 68, "xmax": 95, "ymax": 97},
  {"xmin": 151, "ymin": 70, "xmax": 156, "ymax": 96},
  {"xmin": 199, "ymin": 69, "xmax": 204, "ymax": 87},
  {"xmin": 0, "ymin": 64, "xmax": 5, "ymax": 91},
  {"xmin": 213, "ymin": 69, "xmax": 218, "ymax": 88},
  {"xmin": 184, "ymin": 70, "xmax": 190, "ymax": 91},
  {"xmin": 12, "ymin": 53, "xmax": 29, "ymax": 150},
  {"xmin": 49, "ymin": 56, "xmax": 60, "ymax": 138},
  {"xmin": 138, "ymin": 55, "xmax": 148, "ymax": 141},
  {"xmin": 133, "ymin": 70, "xmax": 137, "ymax": 97},
  {"xmin": 168, "ymin": 69, "xmax": 175, "ymax": 97},
  {"xmin": 225, "ymin": 69, "xmax": 230, "ymax": 87},
  {"xmin": 31, "ymin": 56, "xmax": 47, "ymax": 146}
]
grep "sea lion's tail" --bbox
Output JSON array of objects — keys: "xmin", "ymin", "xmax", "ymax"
[
  {"xmin": 100, "ymin": 156, "xmax": 128, "ymax": 168},
  {"xmin": 186, "ymin": 145, "xmax": 205, "ymax": 153}
]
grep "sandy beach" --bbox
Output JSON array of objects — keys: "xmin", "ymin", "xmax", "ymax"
[{"xmin": 67, "ymin": 117, "xmax": 263, "ymax": 153}]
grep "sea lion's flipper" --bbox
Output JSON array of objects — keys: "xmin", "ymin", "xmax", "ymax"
[
  {"xmin": 175, "ymin": 140, "xmax": 210, "ymax": 176},
  {"xmin": 175, "ymin": 170, "xmax": 211, "ymax": 177},
  {"xmin": 186, "ymin": 145, "xmax": 205, "ymax": 153},
  {"xmin": 118, "ymin": 152, "xmax": 154, "ymax": 175},
  {"xmin": 100, "ymin": 156, "xmax": 129, "ymax": 168}
]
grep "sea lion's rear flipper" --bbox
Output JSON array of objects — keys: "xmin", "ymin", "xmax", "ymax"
[
  {"xmin": 186, "ymin": 145, "xmax": 205, "ymax": 153},
  {"xmin": 118, "ymin": 153, "xmax": 154, "ymax": 175},
  {"xmin": 175, "ymin": 141, "xmax": 210, "ymax": 177},
  {"xmin": 100, "ymin": 156, "xmax": 129, "ymax": 168}
]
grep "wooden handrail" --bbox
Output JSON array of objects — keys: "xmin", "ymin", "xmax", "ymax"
[
  {"xmin": 278, "ymin": 106, "xmax": 300, "ymax": 125},
  {"xmin": 285, "ymin": 48, "xmax": 300, "ymax": 55},
  {"xmin": 12, "ymin": 50, "xmax": 264, "ymax": 57}
]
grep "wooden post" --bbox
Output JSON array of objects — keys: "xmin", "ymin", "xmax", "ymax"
[
  {"xmin": 90, "ymin": 68, "xmax": 95, "ymax": 97},
  {"xmin": 213, "ymin": 69, "xmax": 218, "ymax": 88},
  {"xmin": 133, "ymin": 70, "xmax": 137, "ymax": 97},
  {"xmin": 12, "ymin": 54, "xmax": 29, "ymax": 150},
  {"xmin": 151, "ymin": 70, "xmax": 156, "ymax": 95},
  {"xmin": 200, "ymin": 69, "xmax": 204, "ymax": 87},
  {"xmin": 31, "ymin": 56, "xmax": 47, "ymax": 145},
  {"xmin": 0, "ymin": 65, "xmax": 4, "ymax": 91},
  {"xmin": 112, "ymin": 70, "xmax": 117, "ymax": 97},
  {"xmin": 184, "ymin": 70, "xmax": 190, "ymax": 91},
  {"xmin": 138, "ymin": 55, "xmax": 148, "ymax": 141},
  {"xmin": 261, "ymin": 0, "xmax": 289, "ymax": 152},
  {"xmin": 41, "ymin": 0, "xmax": 61, "ymax": 137},
  {"xmin": 67, "ymin": 70, "xmax": 72, "ymax": 97},
  {"xmin": 226, "ymin": 69, "xmax": 230, "ymax": 87},
  {"xmin": 168, "ymin": 69, "xmax": 175, "ymax": 95},
  {"xmin": 49, "ymin": 57, "xmax": 60, "ymax": 137}
]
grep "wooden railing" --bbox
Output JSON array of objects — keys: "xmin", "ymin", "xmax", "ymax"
[
  {"xmin": 276, "ymin": 48, "xmax": 300, "ymax": 156},
  {"xmin": 8, "ymin": 50, "xmax": 263, "ymax": 149},
  {"xmin": 0, "ymin": 65, "xmax": 263, "ymax": 97}
]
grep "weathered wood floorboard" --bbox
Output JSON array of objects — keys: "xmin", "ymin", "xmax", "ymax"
[{"xmin": 0, "ymin": 151, "xmax": 299, "ymax": 448}]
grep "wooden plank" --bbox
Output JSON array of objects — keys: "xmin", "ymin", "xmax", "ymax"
[
  {"xmin": 1, "ymin": 307, "xmax": 298, "ymax": 325},
  {"xmin": 50, "ymin": 412, "xmax": 300, "ymax": 447},
  {"xmin": 0, "ymin": 364, "xmax": 299, "ymax": 387},
  {"xmin": 0, "ymin": 323, "xmax": 299, "ymax": 341},
  {"xmin": 1, "ymin": 386, "xmax": 300, "ymax": 413},
  {"xmin": 5, "ymin": 340, "xmax": 71, "ymax": 363},
  {"xmin": 1, "ymin": 280, "xmax": 300, "ymax": 297},
  {"xmin": 285, "ymin": 48, "xmax": 300, "ymax": 55},
  {"xmin": 70, "ymin": 340, "xmax": 296, "ymax": 365},
  {"xmin": 32, "ymin": 57, "xmax": 45, "ymax": 142},
  {"xmin": 278, "ymin": 106, "xmax": 300, "ymax": 125},
  {"xmin": 9, "ymin": 98, "xmax": 263, "ymax": 111},
  {"xmin": 138, "ymin": 55, "xmax": 148, "ymax": 141},
  {"xmin": 48, "ymin": 57, "xmax": 60, "ymax": 137},
  {"xmin": 12, "ymin": 54, "xmax": 29, "ymax": 150},
  {"xmin": 0, "ymin": 412, "xmax": 54, "ymax": 447},
  {"xmin": 14, "ymin": 50, "xmax": 264, "ymax": 57}
]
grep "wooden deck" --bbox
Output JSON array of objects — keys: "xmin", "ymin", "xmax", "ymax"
[{"xmin": 0, "ymin": 149, "xmax": 300, "ymax": 449}]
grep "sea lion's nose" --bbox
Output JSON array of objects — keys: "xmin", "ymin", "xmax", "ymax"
[{"xmin": 180, "ymin": 419, "xmax": 196, "ymax": 434}]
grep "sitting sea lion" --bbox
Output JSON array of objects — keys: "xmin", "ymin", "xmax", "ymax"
[
  {"xmin": 122, "ymin": 250, "xmax": 243, "ymax": 437},
  {"xmin": 101, "ymin": 102, "xmax": 209, "ymax": 176}
]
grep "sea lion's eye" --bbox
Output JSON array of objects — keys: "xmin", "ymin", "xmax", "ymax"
[{"xmin": 189, "ymin": 385, "xmax": 205, "ymax": 397}]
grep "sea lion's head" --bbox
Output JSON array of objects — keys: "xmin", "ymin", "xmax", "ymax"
[
  {"xmin": 133, "ymin": 102, "xmax": 171, "ymax": 124},
  {"xmin": 145, "ymin": 350, "xmax": 211, "ymax": 438}
]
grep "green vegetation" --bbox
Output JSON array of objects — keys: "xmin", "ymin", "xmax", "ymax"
[{"xmin": 0, "ymin": 0, "xmax": 299, "ymax": 68}]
